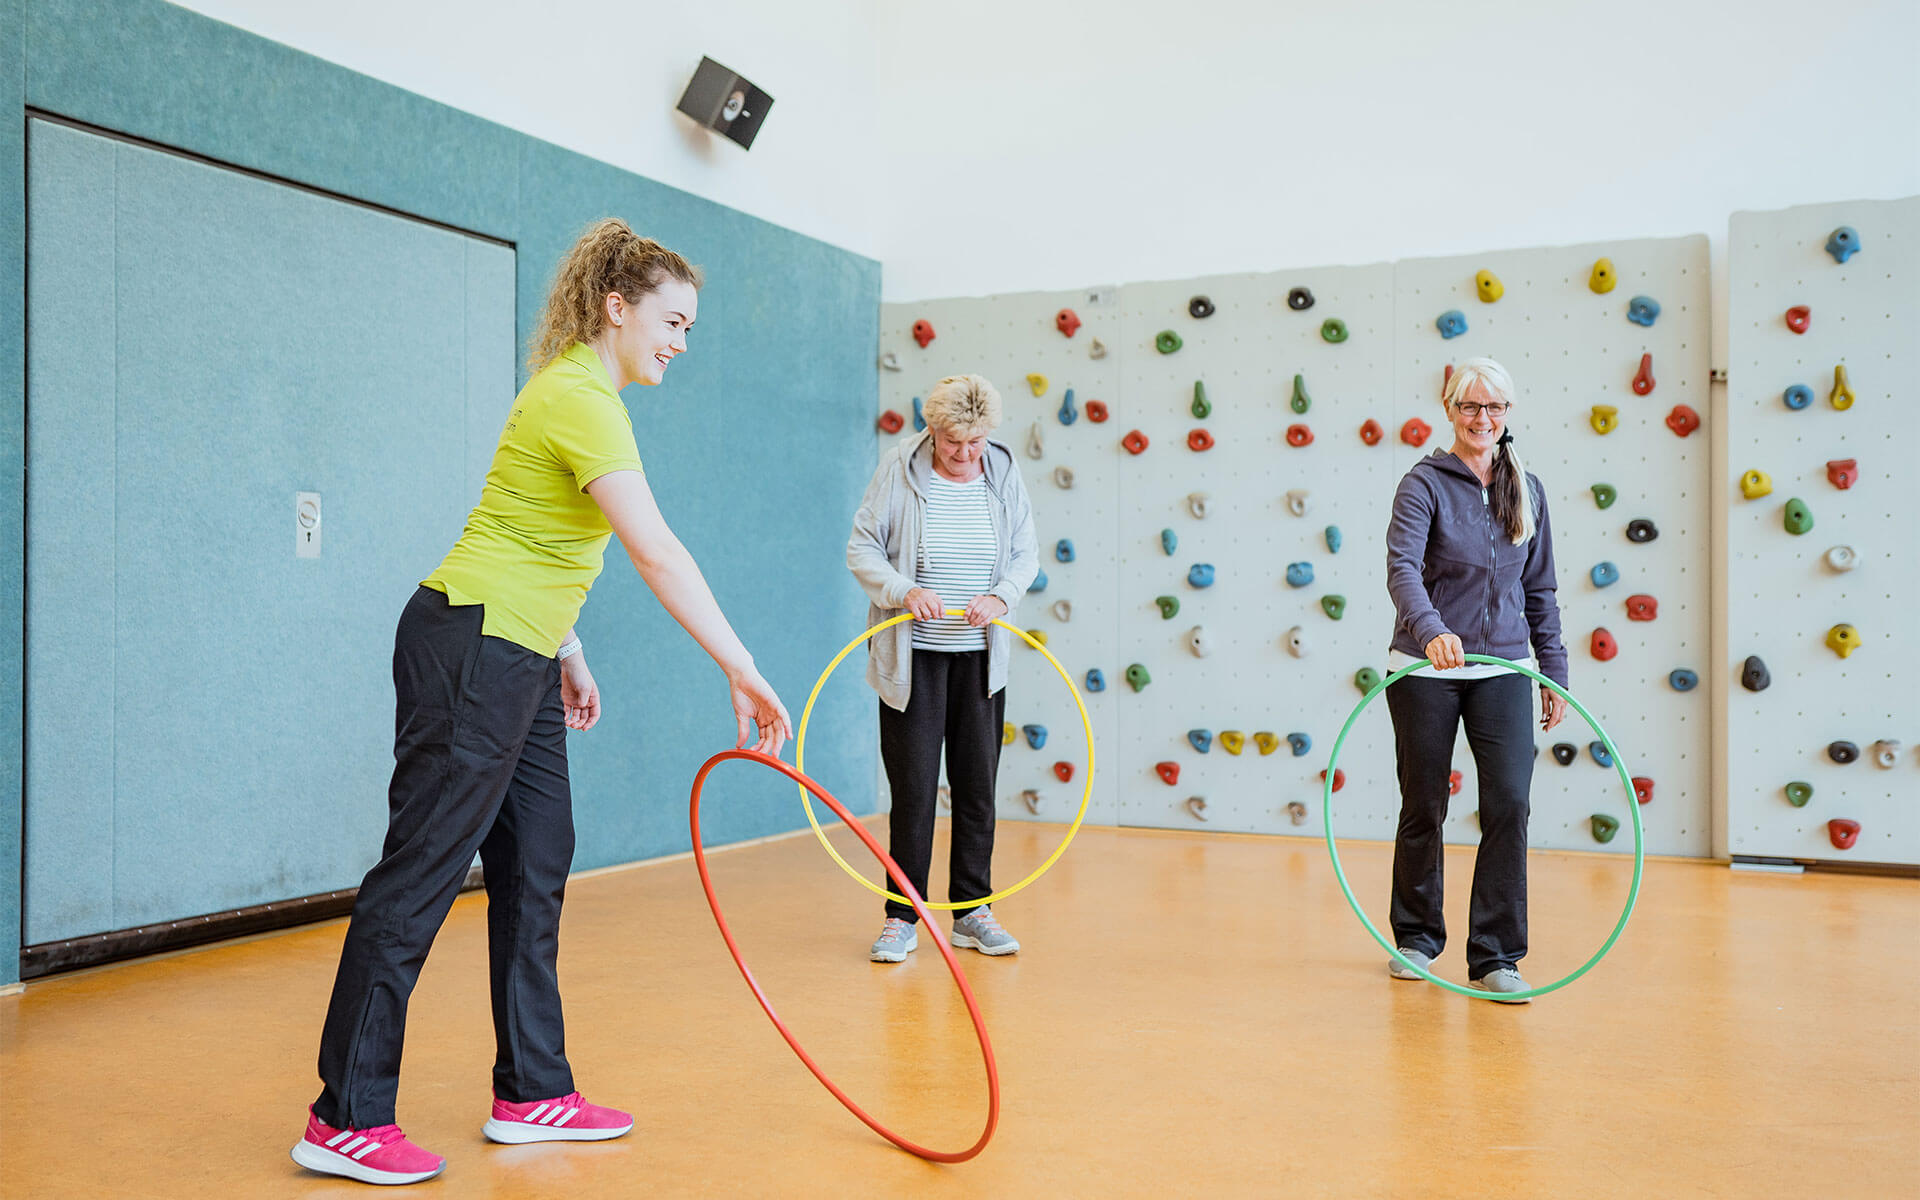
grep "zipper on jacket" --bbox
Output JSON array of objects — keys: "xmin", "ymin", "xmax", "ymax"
[{"xmin": 1482, "ymin": 485, "xmax": 1493, "ymax": 647}]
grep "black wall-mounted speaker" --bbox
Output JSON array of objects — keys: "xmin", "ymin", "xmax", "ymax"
[{"xmin": 675, "ymin": 56, "xmax": 774, "ymax": 150}]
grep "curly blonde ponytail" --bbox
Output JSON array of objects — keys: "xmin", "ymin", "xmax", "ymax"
[{"xmin": 527, "ymin": 218, "xmax": 703, "ymax": 373}]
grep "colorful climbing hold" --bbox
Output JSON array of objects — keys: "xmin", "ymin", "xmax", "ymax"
[
  {"xmin": 1188, "ymin": 295, "xmax": 1215, "ymax": 319},
  {"xmin": 1320, "ymin": 594, "xmax": 1347, "ymax": 620},
  {"xmin": 1591, "ymin": 628, "xmax": 1619, "ymax": 661},
  {"xmin": 1052, "ymin": 466, "xmax": 1075, "ymax": 490},
  {"xmin": 1053, "ymin": 761, "xmax": 1074, "ymax": 783},
  {"xmin": 1188, "ymin": 729, "xmax": 1213, "ymax": 754},
  {"xmin": 1591, "ymin": 814, "xmax": 1621, "ymax": 844},
  {"xmin": 911, "ymin": 319, "xmax": 936, "ymax": 348},
  {"xmin": 1058, "ymin": 388, "xmax": 1078, "ymax": 425},
  {"xmin": 1155, "ymin": 761, "xmax": 1180, "ymax": 785},
  {"xmin": 1590, "ymin": 562, "xmax": 1620, "ymax": 588},
  {"xmin": 1551, "ymin": 743, "xmax": 1577, "ymax": 766},
  {"xmin": 1186, "ymin": 492, "xmax": 1211, "ymax": 519},
  {"xmin": 1285, "ymin": 424, "xmax": 1315, "ymax": 447},
  {"xmin": 1254, "ymin": 732, "xmax": 1280, "ymax": 756},
  {"xmin": 1824, "ymin": 545, "xmax": 1858, "ymax": 572},
  {"xmin": 1591, "ymin": 483, "xmax": 1618, "ymax": 509},
  {"xmin": 1785, "ymin": 305, "xmax": 1811, "ymax": 334},
  {"xmin": 1448, "ymin": 769, "xmax": 1464, "ymax": 796},
  {"xmin": 1436, "ymin": 310, "xmax": 1468, "ymax": 339},
  {"xmin": 1627, "ymin": 295, "xmax": 1661, "ymax": 327},
  {"xmin": 1784, "ymin": 781, "xmax": 1812, "ymax": 807},
  {"xmin": 1155, "ymin": 596, "xmax": 1179, "ymax": 620},
  {"xmin": 1160, "ymin": 528, "xmax": 1178, "ymax": 556},
  {"xmin": 1287, "ymin": 287, "xmax": 1315, "ymax": 311},
  {"xmin": 1024, "ymin": 629, "xmax": 1048, "ymax": 647},
  {"xmin": 1190, "ymin": 380, "xmax": 1211, "ymax": 419},
  {"xmin": 1287, "ymin": 732, "xmax": 1312, "ymax": 756},
  {"xmin": 1085, "ymin": 668, "xmax": 1105, "ymax": 692},
  {"xmin": 1320, "ymin": 319, "xmax": 1349, "ymax": 343},
  {"xmin": 1220, "ymin": 730, "xmax": 1246, "ymax": 756},
  {"xmin": 1056, "ymin": 538, "xmax": 1076, "ymax": 562},
  {"xmin": 1871, "ymin": 739, "xmax": 1902, "ymax": 769},
  {"xmin": 1626, "ymin": 519, "xmax": 1659, "ymax": 544},
  {"xmin": 1156, "ymin": 330, "xmax": 1183, "ymax": 355},
  {"xmin": 1590, "ymin": 405, "xmax": 1620, "ymax": 435},
  {"xmin": 1127, "ymin": 664, "xmax": 1153, "ymax": 692},
  {"xmin": 1319, "ymin": 766, "xmax": 1344, "ymax": 791},
  {"xmin": 1626, "ymin": 594, "xmax": 1658, "ymax": 621},
  {"xmin": 1286, "ymin": 489, "xmax": 1311, "ymax": 517},
  {"xmin": 1354, "ymin": 667, "xmax": 1381, "ymax": 693},
  {"xmin": 1359, "ymin": 419, "xmax": 1384, "ymax": 446},
  {"xmin": 1324, "ymin": 526, "xmax": 1342, "ymax": 554},
  {"xmin": 1668, "ymin": 668, "xmax": 1699, "ymax": 692},
  {"xmin": 913, "ymin": 397, "xmax": 927, "ymax": 431},
  {"xmin": 1286, "ymin": 801, "xmax": 1309, "ymax": 826},
  {"xmin": 1665, "ymin": 405, "xmax": 1700, "ymax": 437},
  {"xmin": 1187, "ymin": 428, "xmax": 1216, "ymax": 452},
  {"xmin": 1050, "ymin": 599, "xmax": 1073, "ymax": 622},
  {"xmin": 1825, "ymin": 226, "xmax": 1859, "ymax": 264},
  {"xmin": 1002, "ymin": 723, "xmax": 1017, "ymax": 746},
  {"xmin": 1291, "ymin": 374, "xmax": 1312, "ymax": 414},
  {"xmin": 1186, "ymin": 626, "xmax": 1211, "ymax": 657},
  {"xmin": 1827, "ymin": 741, "xmax": 1858, "ymax": 764},
  {"xmin": 1825, "ymin": 623, "xmax": 1860, "ymax": 658},
  {"xmin": 1055, "ymin": 308, "xmax": 1081, "ymax": 338},
  {"xmin": 1827, "ymin": 819, "xmax": 1861, "ymax": 850},
  {"xmin": 1030, "ymin": 569, "xmax": 1048, "ymax": 593},
  {"xmin": 877, "ymin": 410, "xmax": 905, "ymax": 434},
  {"xmin": 1475, "ymin": 269, "xmax": 1504, "ymax": 303},
  {"xmin": 1188, "ymin": 563, "xmax": 1216, "ymax": 588},
  {"xmin": 1741, "ymin": 655, "xmax": 1771, "ymax": 692},
  {"xmin": 1400, "ymin": 418, "xmax": 1432, "ymax": 447},
  {"xmin": 1022, "ymin": 724, "xmax": 1047, "ymax": 750},
  {"xmin": 1783, "ymin": 498, "xmax": 1813, "ymax": 536},
  {"xmin": 1589, "ymin": 258, "xmax": 1616, "ymax": 294},
  {"xmin": 1122, "ymin": 429, "xmax": 1149, "ymax": 455},
  {"xmin": 1085, "ymin": 399, "xmax": 1109, "ymax": 422},
  {"xmin": 1740, "ymin": 469, "xmax": 1773, "ymax": 500},
  {"xmin": 1782, "ymin": 384, "xmax": 1813, "ymax": 411},
  {"xmin": 1830, "ymin": 364, "xmax": 1855, "ymax": 410},
  {"xmin": 1588, "ymin": 741, "xmax": 1614, "ymax": 768},
  {"xmin": 1027, "ymin": 373, "xmax": 1048, "ymax": 397},
  {"xmin": 1285, "ymin": 626, "xmax": 1308, "ymax": 658},
  {"xmin": 1826, "ymin": 459, "xmax": 1858, "ymax": 490},
  {"xmin": 1285, "ymin": 562, "xmax": 1314, "ymax": 588}
]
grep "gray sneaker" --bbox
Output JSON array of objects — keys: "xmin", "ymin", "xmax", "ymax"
[
  {"xmin": 1387, "ymin": 947, "xmax": 1434, "ymax": 981},
  {"xmin": 869, "ymin": 917, "xmax": 917, "ymax": 963},
  {"xmin": 1469, "ymin": 966, "xmax": 1533, "ymax": 1003},
  {"xmin": 949, "ymin": 906, "xmax": 1020, "ymax": 956}
]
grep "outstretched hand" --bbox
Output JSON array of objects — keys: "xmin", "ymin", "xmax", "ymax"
[{"xmin": 730, "ymin": 665, "xmax": 793, "ymax": 757}]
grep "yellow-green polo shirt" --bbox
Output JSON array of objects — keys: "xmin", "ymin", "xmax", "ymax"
[{"xmin": 424, "ymin": 343, "xmax": 643, "ymax": 655}]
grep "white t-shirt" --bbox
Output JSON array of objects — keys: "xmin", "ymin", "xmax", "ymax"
[{"xmin": 912, "ymin": 473, "xmax": 998, "ymax": 652}]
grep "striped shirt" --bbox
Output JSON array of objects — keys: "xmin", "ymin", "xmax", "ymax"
[{"xmin": 912, "ymin": 473, "xmax": 999, "ymax": 651}]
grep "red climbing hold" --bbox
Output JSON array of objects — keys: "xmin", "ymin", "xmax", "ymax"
[
  {"xmin": 1055, "ymin": 308, "xmax": 1082, "ymax": 338},
  {"xmin": 1632, "ymin": 776, "xmax": 1654, "ymax": 805},
  {"xmin": 1319, "ymin": 768, "xmax": 1346, "ymax": 793},
  {"xmin": 1285, "ymin": 424, "xmax": 1314, "ymax": 448},
  {"xmin": 1187, "ymin": 428, "xmax": 1216, "ymax": 452},
  {"xmin": 1784, "ymin": 305, "xmax": 1811, "ymax": 334},
  {"xmin": 1625, "ymin": 594, "xmax": 1658, "ymax": 621},
  {"xmin": 1443, "ymin": 363, "xmax": 1454, "ymax": 391},
  {"xmin": 1448, "ymin": 769, "xmax": 1463, "ymax": 796},
  {"xmin": 1826, "ymin": 458, "xmax": 1858, "ymax": 490},
  {"xmin": 1827, "ymin": 818, "xmax": 1861, "ymax": 851},
  {"xmin": 1632, "ymin": 353, "xmax": 1655, "ymax": 396},
  {"xmin": 1122, "ymin": 429, "xmax": 1150, "ymax": 455},
  {"xmin": 1665, "ymin": 405, "xmax": 1700, "ymax": 437},
  {"xmin": 877, "ymin": 410, "xmax": 905, "ymax": 434},
  {"xmin": 1053, "ymin": 761, "xmax": 1074, "ymax": 783},
  {"xmin": 1085, "ymin": 400, "xmax": 1110, "ymax": 423},
  {"xmin": 1155, "ymin": 761, "xmax": 1181, "ymax": 786},
  {"xmin": 911, "ymin": 319, "xmax": 936, "ymax": 349},
  {"xmin": 1401, "ymin": 418, "xmax": 1432, "ymax": 448},
  {"xmin": 1590, "ymin": 628, "xmax": 1618, "ymax": 661},
  {"xmin": 1359, "ymin": 418, "xmax": 1384, "ymax": 446}
]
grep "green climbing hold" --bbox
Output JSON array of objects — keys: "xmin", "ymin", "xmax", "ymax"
[
  {"xmin": 1291, "ymin": 374, "xmax": 1312, "ymax": 414},
  {"xmin": 1320, "ymin": 318, "xmax": 1348, "ymax": 344},
  {"xmin": 1321, "ymin": 594, "xmax": 1347, "ymax": 620},
  {"xmin": 1354, "ymin": 667, "xmax": 1381, "ymax": 693},
  {"xmin": 1783, "ymin": 498, "xmax": 1813, "ymax": 535},
  {"xmin": 1191, "ymin": 380, "xmax": 1211, "ymax": 419},
  {"xmin": 1125, "ymin": 663, "xmax": 1152, "ymax": 692},
  {"xmin": 1784, "ymin": 781, "xmax": 1813, "ymax": 808},
  {"xmin": 1156, "ymin": 330, "xmax": 1183, "ymax": 355},
  {"xmin": 1154, "ymin": 595, "xmax": 1180, "ymax": 620},
  {"xmin": 1591, "ymin": 483, "xmax": 1617, "ymax": 510},
  {"xmin": 1591, "ymin": 813, "xmax": 1621, "ymax": 843}
]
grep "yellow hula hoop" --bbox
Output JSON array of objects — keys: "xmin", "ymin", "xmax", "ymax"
[{"xmin": 794, "ymin": 610, "xmax": 1096, "ymax": 909}]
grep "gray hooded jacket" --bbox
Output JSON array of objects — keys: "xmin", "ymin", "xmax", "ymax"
[
  {"xmin": 1386, "ymin": 449, "xmax": 1569, "ymax": 687},
  {"xmin": 847, "ymin": 431, "xmax": 1039, "ymax": 711}
]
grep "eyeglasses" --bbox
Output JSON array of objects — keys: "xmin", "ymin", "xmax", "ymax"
[{"xmin": 1452, "ymin": 401, "xmax": 1510, "ymax": 418}]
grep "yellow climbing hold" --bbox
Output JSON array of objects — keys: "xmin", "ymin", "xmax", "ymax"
[
  {"xmin": 1027, "ymin": 373, "xmax": 1048, "ymax": 397},
  {"xmin": 1589, "ymin": 258, "xmax": 1617, "ymax": 294},
  {"xmin": 1590, "ymin": 405, "xmax": 1620, "ymax": 435},
  {"xmin": 1474, "ymin": 269, "xmax": 1504, "ymax": 303},
  {"xmin": 1826, "ymin": 624, "xmax": 1861, "ymax": 658},
  {"xmin": 1025, "ymin": 629, "xmax": 1048, "ymax": 647},
  {"xmin": 1002, "ymin": 722, "xmax": 1017, "ymax": 746},
  {"xmin": 1219, "ymin": 730, "xmax": 1246, "ymax": 756},
  {"xmin": 1739, "ymin": 469, "xmax": 1773, "ymax": 500},
  {"xmin": 1253, "ymin": 731, "xmax": 1281, "ymax": 756},
  {"xmin": 1830, "ymin": 364, "xmax": 1855, "ymax": 411}
]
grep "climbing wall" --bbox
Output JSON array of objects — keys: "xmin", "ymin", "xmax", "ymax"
[{"xmin": 1723, "ymin": 197, "xmax": 1920, "ymax": 868}]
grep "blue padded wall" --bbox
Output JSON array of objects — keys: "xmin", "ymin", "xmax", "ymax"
[
  {"xmin": 4, "ymin": 0, "xmax": 881, "ymax": 979},
  {"xmin": 1, "ymin": 0, "xmax": 25, "ymax": 985}
]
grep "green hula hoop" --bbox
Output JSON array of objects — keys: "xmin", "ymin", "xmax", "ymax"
[{"xmin": 1322, "ymin": 654, "xmax": 1644, "ymax": 1001}]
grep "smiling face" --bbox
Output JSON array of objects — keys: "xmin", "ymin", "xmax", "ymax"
[
  {"xmin": 1446, "ymin": 377, "xmax": 1510, "ymax": 456},
  {"xmin": 606, "ymin": 278, "xmax": 698, "ymax": 386}
]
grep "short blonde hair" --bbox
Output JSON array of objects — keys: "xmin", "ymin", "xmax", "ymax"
[{"xmin": 921, "ymin": 375, "xmax": 1003, "ymax": 440}]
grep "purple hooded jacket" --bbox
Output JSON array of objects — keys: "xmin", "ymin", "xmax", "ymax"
[{"xmin": 1386, "ymin": 450, "xmax": 1568, "ymax": 687}]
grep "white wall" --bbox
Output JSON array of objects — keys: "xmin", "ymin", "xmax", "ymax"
[{"xmin": 169, "ymin": 0, "xmax": 885, "ymax": 260}]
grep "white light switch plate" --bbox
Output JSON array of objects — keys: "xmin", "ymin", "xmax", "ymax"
[{"xmin": 296, "ymin": 491, "xmax": 322, "ymax": 558}]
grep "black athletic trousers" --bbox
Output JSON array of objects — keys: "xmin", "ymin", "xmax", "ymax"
[
  {"xmin": 1384, "ymin": 670, "xmax": 1534, "ymax": 979},
  {"xmin": 313, "ymin": 586, "xmax": 575, "ymax": 1129},
  {"xmin": 877, "ymin": 649, "xmax": 1007, "ymax": 925}
]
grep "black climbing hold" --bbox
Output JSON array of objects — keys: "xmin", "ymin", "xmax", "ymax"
[
  {"xmin": 1626, "ymin": 519, "xmax": 1658, "ymax": 544},
  {"xmin": 1551, "ymin": 743, "xmax": 1577, "ymax": 766},
  {"xmin": 1287, "ymin": 287, "xmax": 1315, "ymax": 312},
  {"xmin": 1188, "ymin": 295, "xmax": 1215, "ymax": 319},
  {"xmin": 1826, "ymin": 740, "xmax": 1859, "ymax": 765},
  {"xmin": 1740, "ymin": 655, "xmax": 1771, "ymax": 692}
]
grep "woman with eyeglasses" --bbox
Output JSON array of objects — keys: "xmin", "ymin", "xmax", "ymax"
[{"xmin": 1381, "ymin": 357, "xmax": 1568, "ymax": 1002}]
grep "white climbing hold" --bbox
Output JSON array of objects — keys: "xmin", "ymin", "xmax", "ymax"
[
  {"xmin": 878, "ymin": 352, "xmax": 902, "ymax": 372},
  {"xmin": 1286, "ymin": 489, "xmax": 1310, "ymax": 517},
  {"xmin": 1872, "ymin": 740, "xmax": 1902, "ymax": 768},
  {"xmin": 1824, "ymin": 545, "xmax": 1858, "ymax": 572},
  {"xmin": 1187, "ymin": 625, "xmax": 1211, "ymax": 657},
  {"xmin": 1285, "ymin": 801, "xmax": 1308, "ymax": 826},
  {"xmin": 1053, "ymin": 465, "xmax": 1075, "ymax": 489},
  {"xmin": 1186, "ymin": 492, "xmax": 1211, "ymax": 519},
  {"xmin": 1051, "ymin": 599, "xmax": 1073, "ymax": 622},
  {"xmin": 1285, "ymin": 626, "xmax": 1307, "ymax": 658},
  {"xmin": 1021, "ymin": 789, "xmax": 1041, "ymax": 814},
  {"xmin": 1184, "ymin": 796, "xmax": 1208, "ymax": 822},
  {"xmin": 1026, "ymin": 421, "xmax": 1045, "ymax": 460},
  {"xmin": 1089, "ymin": 337, "xmax": 1107, "ymax": 360}
]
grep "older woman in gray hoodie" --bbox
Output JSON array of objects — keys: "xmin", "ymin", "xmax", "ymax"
[
  {"xmin": 1383, "ymin": 357, "xmax": 1569, "ymax": 1003},
  {"xmin": 847, "ymin": 374, "xmax": 1039, "ymax": 963}
]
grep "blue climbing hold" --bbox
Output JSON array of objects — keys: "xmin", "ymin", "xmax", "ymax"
[
  {"xmin": 911, "ymin": 396, "xmax": 926, "ymax": 431},
  {"xmin": 1022, "ymin": 724, "xmax": 1048, "ymax": 750},
  {"xmin": 1436, "ymin": 310, "xmax": 1468, "ymax": 339},
  {"xmin": 1783, "ymin": 384, "xmax": 1813, "ymax": 411},
  {"xmin": 1627, "ymin": 296, "xmax": 1661, "ymax": 327},
  {"xmin": 1029, "ymin": 569, "xmax": 1047, "ymax": 593},
  {"xmin": 1668, "ymin": 668, "xmax": 1698, "ymax": 692},
  {"xmin": 1825, "ymin": 226, "xmax": 1860, "ymax": 264},
  {"xmin": 1286, "ymin": 562, "xmax": 1314, "ymax": 588},
  {"xmin": 1056, "ymin": 539, "xmax": 1075, "ymax": 563},
  {"xmin": 1058, "ymin": 387, "xmax": 1079, "ymax": 426},
  {"xmin": 1085, "ymin": 668, "xmax": 1105, "ymax": 692},
  {"xmin": 1287, "ymin": 732, "xmax": 1312, "ymax": 757},
  {"xmin": 1188, "ymin": 563, "xmax": 1216, "ymax": 588},
  {"xmin": 1588, "ymin": 740, "xmax": 1612, "ymax": 768},
  {"xmin": 1161, "ymin": 528, "xmax": 1178, "ymax": 556},
  {"xmin": 1590, "ymin": 561, "xmax": 1620, "ymax": 588},
  {"xmin": 1188, "ymin": 729, "xmax": 1213, "ymax": 754},
  {"xmin": 1324, "ymin": 526, "xmax": 1342, "ymax": 554}
]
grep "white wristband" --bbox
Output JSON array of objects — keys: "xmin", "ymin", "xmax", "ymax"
[{"xmin": 557, "ymin": 637, "xmax": 583, "ymax": 661}]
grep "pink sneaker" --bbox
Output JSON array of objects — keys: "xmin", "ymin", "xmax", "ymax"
[
  {"xmin": 290, "ymin": 1107, "xmax": 446, "ymax": 1185},
  {"xmin": 482, "ymin": 1091, "xmax": 633, "ymax": 1144}
]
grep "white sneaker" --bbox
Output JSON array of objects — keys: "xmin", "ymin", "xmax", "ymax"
[
  {"xmin": 949, "ymin": 906, "xmax": 1020, "ymax": 956},
  {"xmin": 869, "ymin": 917, "xmax": 917, "ymax": 963},
  {"xmin": 1469, "ymin": 967, "xmax": 1533, "ymax": 1004},
  {"xmin": 1387, "ymin": 947, "xmax": 1434, "ymax": 981}
]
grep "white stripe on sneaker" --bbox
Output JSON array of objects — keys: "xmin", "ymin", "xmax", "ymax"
[
  {"xmin": 350, "ymin": 1139, "xmax": 383, "ymax": 1160},
  {"xmin": 539, "ymin": 1107, "xmax": 563, "ymax": 1124},
  {"xmin": 338, "ymin": 1136, "xmax": 366, "ymax": 1155},
  {"xmin": 524, "ymin": 1104, "xmax": 550, "ymax": 1123},
  {"xmin": 324, "ymin": 1130, "xmax": 353, "ymax": 1148},
  {"xmin": 552, "ymin": 1108, "xmax": 577, "ymax": 1127}
]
